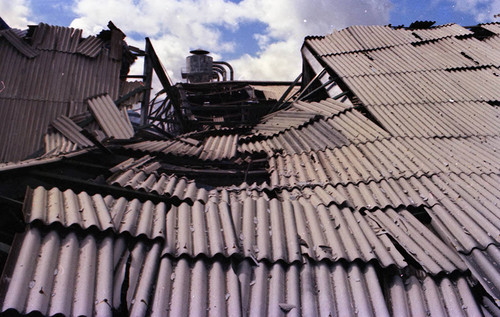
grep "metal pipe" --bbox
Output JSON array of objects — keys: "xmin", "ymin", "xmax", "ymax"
[
  {"xmin": 213, "ymin": 61, "xmax": 234, "ymax": 80},
  {"xmin": 212, "ymin": 64, "xmax": 227, "ymax": 81}
]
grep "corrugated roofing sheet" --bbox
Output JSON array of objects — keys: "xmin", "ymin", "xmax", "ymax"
[
  {"xmin": 51, "ymin": 115, "xmax": 94, "ymax": 147},
  {"xmin": 0, "ymin": 23, "xmax": 122, "ymax": 162},
  {"xmin": 0, "ymin": 226, "xmax": 481, "ymax": 317},
  {"xmin": 0, "ymin": 29, "xmax": 38, "ymax": 58},
  {"xmin": 107, "ymin": 171, "xmax": 210, "ymax": 204},
  {"xmin": 269, "ymin": 136, "xmax": 500, "ymax": 188},
  {"xmin": 87, "ymin": 94, "xmax": 134, "ymax": 140},
  {"xmin": 25, "ymin": 185, "xmax": 471, "ymax": 274},
  {"xmin": 480, "ymin": 23, "xmax": 500, "ymax": 35},
  {"xmin": 291, "ymin": 98, "xmax": 354, "ymax": 116},
  {"xmin": 124, "ymin": 134, "xmax": 239, "ymax": 161},
  {"xmin": 43, "ymin": 132, "xmax": 80, "ymax": 155},
  {"xmin": 307, "ymin": 24, "xmax": 472, "ymax": 56},
  {"xmin": 76, "ymin": 35, "xmax": 103, "ymax": 58},
  {"xmin": 249, "ymin": 110, "xmax": 321, "ymax": 137},
  {"xmin": 342, "ymin": 68, "xmax": 500, "ymax": 106},
  {"xmin": 322, "ymin": 37, "xmax": 500, "ymax": 78},
  {"xmin": 368, "ymin": 101, "xmax": 500, "ymax": 138},
  {"xmin": 240, "ymin": 109, "xmax": 390, "ymax": 156}
]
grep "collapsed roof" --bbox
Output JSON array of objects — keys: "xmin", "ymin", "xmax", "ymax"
[{"xmin": 0, "ymin": 20, "xmax": 500, "ymax": 316}]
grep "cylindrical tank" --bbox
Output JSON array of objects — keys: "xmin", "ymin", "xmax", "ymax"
[{"xmin": 184, "ymin": 49, "xmax": 213, "ymax": 83}]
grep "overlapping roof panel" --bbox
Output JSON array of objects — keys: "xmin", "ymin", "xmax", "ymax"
[
  {"xmin": 0, "ymin": 226, "xmax": 482, "ymax": 317},
  {"xmin": 342, "ymin": 68, "xmax": 500, "ymax": 106},
  {"xmin": 269, "ymin": 136, "xmax": 500, "ymax": 188},
  {"xmin": 0, "ymin": 23, "xmax": 122, "ymax": 162},
  {"xmin": 368, "ymin": 101, "xmax": 500, "ymax": 138},
  {"xmin": 240, "ymin": 109, "xmax": 390, "ymax": 156},
  {"xmin": 124, "ymin": 134, "xmax": 239, "ymax": 161}
]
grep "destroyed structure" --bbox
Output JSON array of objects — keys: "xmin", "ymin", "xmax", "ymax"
[{"xmin": 0, "ymin": 19, "xmax": 500, "ymax": 316}]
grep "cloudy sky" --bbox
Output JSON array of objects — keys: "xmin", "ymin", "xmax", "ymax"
[{"xmin": 1, "ymin": 0, "xmax": 499, "ymax": 82}]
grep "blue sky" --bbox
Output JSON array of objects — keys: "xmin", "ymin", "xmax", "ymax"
[{"xmin": 1, "ymin": 0, "xmax": 499, "ymax": 81}]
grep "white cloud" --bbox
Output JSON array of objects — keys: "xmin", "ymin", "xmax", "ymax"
[
  {"xmin": 451, "ymin": 0, "xmax": 500, "ymax": 22},
  {"xmin": 0, "ymin": 0, "xmax": 34, "ymax": 28},
  {"xmin": 69, "ymin": 0, "xmax": 390, "ymax": 82}
]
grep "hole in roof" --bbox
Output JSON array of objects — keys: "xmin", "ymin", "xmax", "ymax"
[{"xmin": 468, "ymin": 26, "xmax": 497, "ymax": 40}]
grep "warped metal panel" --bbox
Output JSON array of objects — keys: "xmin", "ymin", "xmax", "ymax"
[
  {"xmin": 76, "ymin": 35, "xmax": 103, "ymax": 58},
  {"xmin": 87, "ymin": 94, "xmax": 134, "ymax": 139},
  {"xmin": 51, "ymin": 115, "xmax": 93, "ymax": 147},
  {"xmin": 0, "ymin": 29, "xmax": 38, "ymax": 58}
]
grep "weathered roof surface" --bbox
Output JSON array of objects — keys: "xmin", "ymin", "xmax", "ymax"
[
  {"xmin": 124, "ymin": 134, "xmax": 239, "ymax": 161},
  {"xmin": 240, "ymin": 108, "xmax": 390, "ymax": 155},
  {"xmin": 0, "ymin": 23, "xmax": 127, "ymax": 162},
  {"xmin": 368, "ymin": 101, "xmax": 500, "ymax": 138},
  {"xmin": 0, "ymin": 225, "xmax": 482, "ymax": 317},
  {"xmin": 87, "ymin": 94, "xmax": 135, "ymax": 140},
  {"xmin": 2, "ymin": 21, "xmax": 500, "ymax": 316}
]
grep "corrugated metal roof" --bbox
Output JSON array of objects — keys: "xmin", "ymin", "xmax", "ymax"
[
  {"xmin": 240, "ymin": 109, "xmax": 390, "ymax": 156},
  {"xmin": 87, "ymin": 94, "xmax": 134, "ymax": 140},
  {"xmin": 124, "ymin": 134, "xmax": 239, "ymax": 161},
  {"xmin": 0, "ymin": 226, "xmax": 481, "ymax": 317},
  {"xmin": 50, "ymin": 115, "xmax": 94, "ymax": 147},
  {"xmin": 342, "ymin": 68, "xmax": 500, "ymax": 106},
  {"xmin": 0, "ymin": 23, "xmax": 123, "ymax": 162},
  {"xmin": 368, "ymin": 101, "xmax": 500, "ymax": 138},
  {"xmin": 0, "ymin": 29, "xmax": 38, "ymax": 58},
  {"xmin": 269, "ymin": 136, "xmax": 500, "ymax": 188}
]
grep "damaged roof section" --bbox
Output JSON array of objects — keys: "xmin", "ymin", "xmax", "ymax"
[
  {"xmin": 1, "ymin": 19, "xmax": 500, "ymax": 316},
  {"xmin": 0, "ymin": 22, "xmax": 140, "ymax": 162}
]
